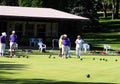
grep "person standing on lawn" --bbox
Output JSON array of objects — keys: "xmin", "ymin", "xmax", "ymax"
[
  {"xmin": 58, "ymin": 35, "xmax": 63, "ymax": 58},
  {"xmin": 62, "ymin": 34, "xmax": 71, "ymax": 58},
  {"xmin": 9, "ymin": 30, "xmax": 17, "ymax": 56},
  {"xmin": 0, "ymin": 32, "xmax": 7, "ymax": 56},
  {"xmin": 75, "ymin": 35, "xmax": 84, "ymax": 58}
]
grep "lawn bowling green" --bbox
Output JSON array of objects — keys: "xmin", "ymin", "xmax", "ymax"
[{"xmin": 0, "ymin": 54, "xmax": 120, "ymax": 84}]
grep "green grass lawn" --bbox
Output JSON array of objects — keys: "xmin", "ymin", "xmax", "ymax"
[
  {"xmin": 0, "ymin": 52, "xmax": 120, "ymax": 84},
  {"xmin": 82, "ymin": 19, "xmax": 120, "ymax": 50}
]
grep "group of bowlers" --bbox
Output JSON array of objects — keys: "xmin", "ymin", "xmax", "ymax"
[
  {"xmin": 0, "ymin": 30, "xmax": 17, "ymax": 56},
  {"xmin": 59, "ymin": 34, "xmax": 85, "ymax": 58},
  {"xmin": 0, "ymin": 31, "xmax": 88, "ymax": 58}
]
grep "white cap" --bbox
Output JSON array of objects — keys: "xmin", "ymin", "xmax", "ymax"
[
  {"xmin": 2, "ymin": 32, "xmax": 7, "ymax": 36},
  {"xmin": 12, "ymin": 30, "xmax": 15, "ymax": 33},
  {"xmin": 63, "ymin": 34, "xmax": 67, "ymax": 37}
]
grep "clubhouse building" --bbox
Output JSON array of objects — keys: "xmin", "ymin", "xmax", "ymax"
[{"xmin": 0, "ymin": 6, "xmax": 89, "ymax": 46}]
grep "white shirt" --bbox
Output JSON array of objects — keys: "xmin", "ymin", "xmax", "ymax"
[{"xmin": 75, "ymin": 39, "xmax": 84, "ymax": 48}]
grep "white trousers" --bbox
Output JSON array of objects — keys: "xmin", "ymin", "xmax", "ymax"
[
  {"xmin": 62, "ymin": 45, "xmax": 69, "ymax": 55},
  {"xmin": 0, "ymin": 43, "xmax": 6, "ymax": 55},
  {"xmin": 10, "ymin": 42, "xmax": 16, "ymax": 50},
  {"xmin": 76, "ymin": 47, "xmax": 82, "ymax": 57}
]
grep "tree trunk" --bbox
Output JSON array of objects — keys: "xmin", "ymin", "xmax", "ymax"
[
  {"xmin": 115, "ymin": 0, "xmax": 119, "ymax": 18},
  {"xmin": 102, "ymin": 2, "xmax": 107, "ymax": 18},
  {"xmin": 112, "ymin": 0, "xmax": 115, "ymax": 20}
]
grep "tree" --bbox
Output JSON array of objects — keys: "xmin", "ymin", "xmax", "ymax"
[
  {"xmin": 0, "ymin": 0, "xmax": 6, "ymax": 5},
  {"xmin": 112, "ymin": 0, "xmax": 115, "ymax": 19},
  {"xmin": 67, "ymin": 0, "xmax": 98, "ymax": 20},
  {"xmin": 115, "ymin": 0, "xmax": 119, "ymax": 18},
  {"xmin": 18, "ymin": 0, "xmax": 42, "ymax": 7},
  {"xmin": 18, "ymin": 0, "xmax": 32, "ymax": 7},
  {"xmin": 96, "ymin": 0, "xmax": 112, "ymax": 18},
  {"xmin": 0, "ymin": 0, "xmax": 18, "ymax": 6},
  {"xmin": 42, "ymin": 0, "xmax": 67, "ymax": 11},
  {"xmin": 42, "ymin": 0, "xmax": 58, "ymax": 9},
  {"xmin": 111, "ymin": 0, "xmax": 119, "ymax": 19},
  {"xmin": 31, "ymin": 0, "xmax": 42, "ymax": 7},
  {"xmin": 66, "ymin": 0, "xmax": 102, "ymax": 33},
  {"xmin": 96, "ymin": 0, "xmax": 119, "ymax": 19},
  {"xmin": 101, "ymin": 0, "xmax": 108, "ymax": 18}
]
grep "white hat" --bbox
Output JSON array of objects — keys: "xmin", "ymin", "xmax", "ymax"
[
  {"xmin": 12, "ymin": 30, "xmax": 15, "ymax": 33},
  {"xmin": 2, "ymin": 32, "xmax": 7, "ymax": 36},
  {"xmin": 63, "ymin": 34, "xmax": 67, "ymax": 37}
]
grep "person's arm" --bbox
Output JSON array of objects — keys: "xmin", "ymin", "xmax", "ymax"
[
  {"xmin": 59, "ymin": 39, "xmax": 62, "ymax": 48},
  {"xmin": 69, "ymin": 41, "xmax": 71, "ymax": 47},
  {"xmin": 75, "ymin": 39, "xmax": 78, "ymax": 44},
  {"xmin": 82, "ymin": 39, "xmax": 85, "ymax": 44},
  {"xmin": 0, "ymin": 36, "xmax": 1, "ymax": 43},
  {"xmin": 42, "ymin": 43, "xmax": 46, "ymax": 48},
  {"xmin": 67, "ymin": 38, "xmax": 70, "ymax": 47}
]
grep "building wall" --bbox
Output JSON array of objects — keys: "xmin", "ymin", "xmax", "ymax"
[
  {"xmin": 0, "ymin": 19, "xmax": 86, "ymax": 47},
  {"xmin": 0, "ymin": 20, "xmax": 59, "ymax": 46}
]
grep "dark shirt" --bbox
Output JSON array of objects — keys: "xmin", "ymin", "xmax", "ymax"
[{"xmin": 0, "ymin": 36, "xmax": 6, "ymax": 43}]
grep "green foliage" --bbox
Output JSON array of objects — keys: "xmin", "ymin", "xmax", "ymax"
[
  {"xmin": 82, "ymin": 19, "xmax": 120, "ymax": 50},
  {"xmin": 42, "ymin": 0, "xmax": 67, "ymax": 11},
  {"xmin": 18, "ymin": 0, "xmax": 42, "ymax": 7},
  {"xmin": 0, "ymin": 1, "xmax": 6, "ymax": 5},
  {"xmin": 31, "ymin": 0, "xmax": 42, "ymax": 7},
  {"xmin": 0, "ymin": 0, "xmax": 18, "ymax": 6},
  {"xmin": 42, "ymin": 0, "xmax": 58, "ymax": 8},
  {"xmin": 18, "ymin": 0, "xmax": 32, "ymax": 7},
  {"xmin": 67, "ymin": 0, "xmax": 98, "ymax": 20},
  {"xmin": 96, "ymin": 0, "xmax": 119, "ymax": 19}
]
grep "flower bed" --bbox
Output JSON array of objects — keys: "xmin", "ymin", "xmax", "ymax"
[
  {"xmin": 115, "ymin": 50, "xmax": 120, "ymax": 54},
  {"xmin": 89, "ymin": 50, "xmax": 106, "ymax": 55}
]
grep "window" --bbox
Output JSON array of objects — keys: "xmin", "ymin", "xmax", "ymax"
[
  {"xmin": 37, "ymin": 24, "xmax": 46, "ymax": 37},
  {"xmin": 25, "ymin": 23, "xmax": 34, "ymax": 37},
  {"xmin": 52, "ymin": 23, "xmax": 58, "ymax": 37},
  {"xmin": 15, "ymin": 23, "xmax": 23, "ymax": 37},
  {"xmin": 15, "ymin": 23, "xmax": 23, "ymax": 31}
]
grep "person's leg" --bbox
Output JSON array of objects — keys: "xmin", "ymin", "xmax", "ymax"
[
  {"xmin": 13, "ymin": 43, "xmax": 16, "ymax": 56},
  {"xmin": 1, "ymin": 44, "xmax": 3, "ymax": 56},
  {"xmin": 10, "ymin": 42, "xmax": 14, "ymax": 56},
  {"xmin": 76, "ymin": 47, "xmax": 80, "ymax": 58},
  {"xmin": 62, "ymin": 45, "xmax": 65, "ymax": 58},
  {"xmin": 84, "ymin": 47, "xmax": 87, "ymax": 52},
  {"xmin": 41, "ymin": 48, "xmax": 43, "ymax": 52},
  {"xmin": 0, "ymin": 44, "xmax": 2, "ymax": 56},
  {"xmin": 59, "ymin": 48, "xmax": 62, "ymax": 57},
  {"xmin": 1, "ymin": 44, "xmax": 6, "ymax": 56},
  {"xmin": 67, "ymin": 46, "xmax": 71, "ymax": 58},
  {"xmin": 105, "ymin": 49, "xmax": 108, "ymax": 53},
  {"xmin": 62, "ymin": 45, "xmax": 67, "ymax": 58},
  {"xmin": 64, "ymin": 46, "xmax": 68, "ymax": 58},
  {"xmin": 79, "ymin": 48, "xmax": 82, "ymax": 58}
]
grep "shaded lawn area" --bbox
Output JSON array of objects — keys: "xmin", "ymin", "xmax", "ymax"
[
  {"xmin": 0, "ymin": 55, "xmax": 120, "ymax": 84},
  {"xmin": 0, "ymin": 78, "xmax": 115, "ymax": 84},
  {"xmin": 82, "ymin": 19, "xmax": 120, "ymax": 50}
]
